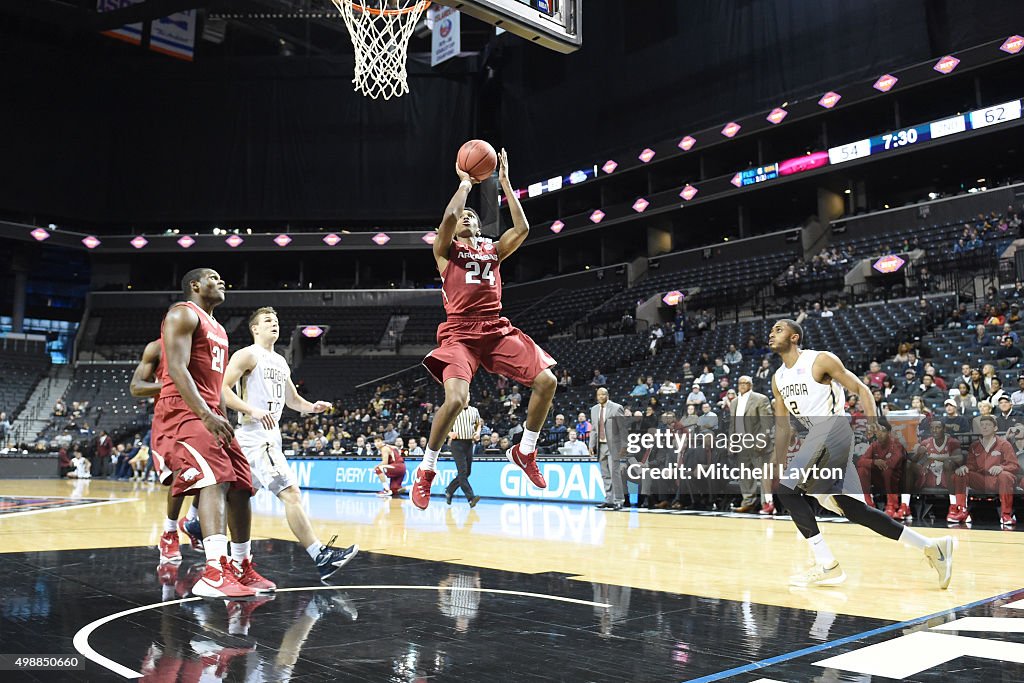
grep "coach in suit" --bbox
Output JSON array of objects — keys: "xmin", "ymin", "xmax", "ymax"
[
  {"xmin": 729, "ymin": 376, "xmax": 774, "ymax": 513},
  {"xmin": 590, "ymin": 387, "xmax": 628, "ymax": 509}
]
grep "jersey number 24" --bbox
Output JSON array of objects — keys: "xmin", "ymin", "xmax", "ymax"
[{"xmin": 465, "ymin": 261, "xmax": 495, "ymax": 286}]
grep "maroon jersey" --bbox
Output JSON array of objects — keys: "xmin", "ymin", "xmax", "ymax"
[
  {"xmin": 384, "ymin": 444, "xmax": 405, "ymax": 465},
  {"xmin": 157, "ymin": 301, "xmax": 229, "ymax": 410},
  {"xmin": 441, "ymin": 239, "xmax": 502, "ymax": 317}
]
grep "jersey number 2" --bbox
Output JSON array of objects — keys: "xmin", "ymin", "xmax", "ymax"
[
  {"xmin": 211, "ymin": 346, "xmax": 225, "ymax": 373},
  {"xmin": 465, "ymin": 261, "xmax": 495, "ymax": 286}
]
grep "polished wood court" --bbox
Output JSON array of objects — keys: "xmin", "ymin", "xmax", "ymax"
[{"xmin": 2, "ymin": 478, "xmax": 1022, "ymax": 623}]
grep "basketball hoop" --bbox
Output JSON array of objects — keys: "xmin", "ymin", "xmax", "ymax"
[{"xmin": 331, "ymin": 0, "xmax": 431, "ymax": 100}]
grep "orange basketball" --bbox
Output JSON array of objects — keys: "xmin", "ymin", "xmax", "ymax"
[{"xmin": 457, "ymin": 139, "xmax": 498, "ymax": 182}]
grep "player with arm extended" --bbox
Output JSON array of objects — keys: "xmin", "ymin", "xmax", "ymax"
[
  {"xmin": 221, "ymin": 307, "xmax": 359, "ymax": 581},
  {"xmin": 131, "ymin": 339, "xmax": 204, "ymax": 561},
  {"xmin": 768, "ymin": 319, "xmax": 955, "ymax": 589},
  {"xmin": 153, "ymin": 268, "xmax": 273, "ymax": 599},
  {"xmin": 415, "ymin": 149, "xmax": 558, "ymax": 509}
]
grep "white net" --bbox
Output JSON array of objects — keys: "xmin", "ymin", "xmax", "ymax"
[{"xmin": 331, "ymin": 0, "xmax": 431, "ymax": 100}]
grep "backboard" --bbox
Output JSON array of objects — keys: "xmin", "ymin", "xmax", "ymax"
[{"xmin": 432, "ymin": 0, "xmax": 581, "ymax": 53}]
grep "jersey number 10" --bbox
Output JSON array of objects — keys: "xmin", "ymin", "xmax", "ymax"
[{"xmin": 465, "ymin": 261, "xmax": 496, "ymax": 286}]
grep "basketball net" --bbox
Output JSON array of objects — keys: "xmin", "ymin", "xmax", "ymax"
[{"xmin": 331, "ymin": 0, "xmax": 431, "ymax": 100}]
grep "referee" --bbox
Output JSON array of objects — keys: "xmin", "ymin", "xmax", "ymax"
[{"xmin": 446, "ymin": 403, "xmax": 482, "ymax": 507}]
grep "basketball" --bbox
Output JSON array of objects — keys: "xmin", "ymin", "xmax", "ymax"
[{"xmin": 457, "ymin": 139, "xmax": 498, "ymax": 181}]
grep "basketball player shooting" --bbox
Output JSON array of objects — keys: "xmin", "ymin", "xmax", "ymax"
[
  {"xmin": 220, "ymin": 306, "xmax": 360, "ymax": 581},
  {"xmin": 768, "ymin": 319, "xmax": 955, "ymax": 589},
  {"xmin": 154, "ymin": 268, "xmax": 274, "ymax": 599},
  {"xmin": 416, "ymin": 147, "xmax": 558, "ymax": 509}
]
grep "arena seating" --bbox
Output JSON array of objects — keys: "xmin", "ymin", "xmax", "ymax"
[
  {"xmin": 38, "ymin": 365, "xmax": 151, "ymax": 444},
  {"xmin": 0, "ymin": 349, "xmax": 50, "ymax": 422}
]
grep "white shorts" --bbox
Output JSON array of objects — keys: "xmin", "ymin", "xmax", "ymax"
[{"xmin": 234, "ymin": 427, "xmax": 296, "ymax": 496}]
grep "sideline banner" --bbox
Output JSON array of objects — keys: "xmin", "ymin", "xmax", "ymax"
[{"xmin": 287, "ymin": 457, "xmax": 605, "ymax": 503}]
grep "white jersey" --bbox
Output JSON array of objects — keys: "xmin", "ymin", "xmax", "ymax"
[
  {"xmin": 774, "ymin": 349, "xmax": 846, "ymax": 427},
  {"xmin": 237, "ymin": 344, "xmax": 290, "ymax": 431}
]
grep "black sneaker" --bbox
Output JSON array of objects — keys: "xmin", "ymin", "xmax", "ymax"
[
  {"xmin": 315, "ymin": 536, "xmax": 359, "ymax": 582},
  {"xmin": 445, "ymin": 491, "xmax": 453, "ymax": 505},
  {"xmin": 469, "ymin": 496, "xmax": 481, "ymax": 508}
]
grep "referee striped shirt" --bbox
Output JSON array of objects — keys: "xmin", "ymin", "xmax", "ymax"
[{"xmin": 452, "ymin": 405, "xmax": 481, "ymax": 440}]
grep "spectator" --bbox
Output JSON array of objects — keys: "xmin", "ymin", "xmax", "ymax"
[
  {"xmin": 685, "ymin": 384, "xmax": 707, "ymax": 406},
  {"xmin": 681, "ymin": 404, "xmax": 700, "ymax": 428},
  {"xmin": 629, "ymin": 376, "xmax": 650, "ymax": 397},
  {"xmin": 590, "ymin": 368, "xmax": 607, "ymax": 387},
  {"xmin": 648, "ymin": 324, "xmax": 664, "ymax": 356},
  {"xmin": 94, "ymin": 431, "xmax": 112, "ymax": 478},
  {"xmin": 968, "ymin": 369, "xmax": 987, "ymax": 401},
  {"xmin": 558, "ymin": 369, "xmax": 572, "ymax": 387},
  {"xmin": 923, "ymin": 363, "xmax": 947, "ymax": 392},
  {"xmin": 1011, "ymin": 375, "xmax": 1024, "ymax": 407},
  {"xmin": 1002, "ymin": 323, "xmax": 1020, "ymax": 345},
  {"xmin": 971, "ymin": 324, "xmax": 992, "ymax": 348},
  {"xmin": 383, "ymin": 423, "xmax": 399, "ymax": 444},
  {"xmin": 0, "ymin": 412, "xmax": 10, "ymax": 446},
  {"xmin": 903, "ymin": 351, "xmax": 923, "ymax": 376},
  {"xmin": 866, "ymin": 361, "xmax": 887, "ymax": 388},
  {"xmin": 912, "ymin": 418, "xmax": 963, "ymax": 491},
  {"xmin": 485, "ymin": 432, "xmax": 501, "ymax": 452},
  {"xmin": 949, "ymin": 415, "xmax": 1019, "ymax": 526},
  {"xmin": 919, "ymin": 375, "xmax": 944, "ymax": 410},
  {"xmin": 681, "ymin": 362, "xmax": 695, "ymax": 386},
  {"xmin": 696, "ymin": 365, "xmax": 715, "ymax": 387},
  {"xmin": 995, "ymin": 396, "xmax": 1022, "ymax": 433},
  {"xmin": 575, "ymin": 412, "xmax": 592, "ymax": 442},
  {"xmin": 712, "ymin": 357, "xmax": 730, "ymax": 379},
  {"xmin": 548, "ymin": 414, "xmax": 568, "ymax": 448},
  {"xmin": 560, "ymin": 430, "xmax": 590, "ymax": 456},
  {"xmin": 942, "ymin": 399, "xmax": 970, "ymax": 435},
  {"xmin": 657, "ymin": 379, "xmax": 679, "ymax": 395},
  {"xmin": 724, "ymin": 344, "xmax": 742, "ymax": 365},
  {"xmin": 989, "ymin": 377, "xmax": 1009, "ymax": 405},
  {"xmin": 53, "ymin": 399, "xmax": 66, "ymax": 417},
  {"xmin": 996, "ymin": 336, "xmax": 1024, "ymax": 369},
  {"xmin": 972, "ymin": 401, "xmax": 995, "ymax": 434},
  {"xmin": 697, "ymin": 403, "xmax": 719, "ymax": 432},
  {"xmin": 754, "ymin": 358, "xmax": 773, "ymax": 392}
]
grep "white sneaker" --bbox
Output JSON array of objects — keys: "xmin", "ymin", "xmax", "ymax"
[
  {"xmin": 924, "ymin": 536, "xmax": 955, "ymax": 590},
  {"xmin": 789, "ymin": 561, "xmax": 847, "ymax": 587},
  {"xmin": 375, "ymin": 489, "xmax": 393, "ymax": 498}
]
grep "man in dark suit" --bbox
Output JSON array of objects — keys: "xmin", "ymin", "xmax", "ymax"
[
  {"xmin": 590, "ymin": 387, "xmax": 628, "ymax": 509},
  {"xmin": 729, "ymin": 376, "xmax": 774, "ymax": 514}
]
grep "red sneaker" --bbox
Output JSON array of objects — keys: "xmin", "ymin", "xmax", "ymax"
[
  {"xmin": 156, "ymin": 562, "xmax": 179, "ymax": 587},
  {"xmin": 234, "ymin": 557, "xmax": 276, "ymax": 592},
  {"xmin": 946, "ymin": 505, "xmax": 971, "ymax": 524},
  {"xmin": 894, "ymin": 503, "xmax": 912, "ymax": 521},
  {"xmin": 226, "ymin": 595, "xmax": 276, "ymax": 636},
  {"xmin": 191, "ymin": 557, "xmax": 256, "ymax": 599},
  {"xmin": 159, "ymin": 530, "xmax": 181, "ymax": 563},
  {"xmin": 758, "ymin": 503, "xmax": 775, "ymax": 515},
  {"xmin": 411, "ymin": 468, "xmax": 435, "ymax": 510},
  {"xmin": 884, "ymin": 504, "xmax": 897, "ymax": 518},
  {"xmin": 506, "ymin": 444, "xmax": 547, "ymax": 489},
  {"xmin": 1001, "ymin": 513, "xmax": 1017, "ymax": 528}
]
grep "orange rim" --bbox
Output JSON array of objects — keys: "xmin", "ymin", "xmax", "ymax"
[{"xmin": 350, "ymin": 0, "xmax": 431, "ymax": 16}]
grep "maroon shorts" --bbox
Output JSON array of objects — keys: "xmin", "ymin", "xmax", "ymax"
[
  {"xmin": 422, "ymin": 316, "xmax": 556, "ymax": 386},
  {"xmin": 375, "ymin": 463, "xmax": 407, "ymax": 492},
  {"xmin": 152, "ymin": 396, "xmax": 255, "ymax": 497}
]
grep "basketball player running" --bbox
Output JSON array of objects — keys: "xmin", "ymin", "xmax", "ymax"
[
  {"xmin": 131, "ymin": 339, "xmax": 203, "ymax": 562},
  {"xmin": 768, "ymin": 319, "xmax": 955, "ymax": 588},
  {"xmin": 220, "ymin": 306, "xmax": 359, "ymax": 581},
  {"xmin": 415, "ymin": 149, "xmax": 557, "ymax": 508},
  {"xmin": 154, "ymin": 268, "xmax": 274, "ymax": 599}
]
